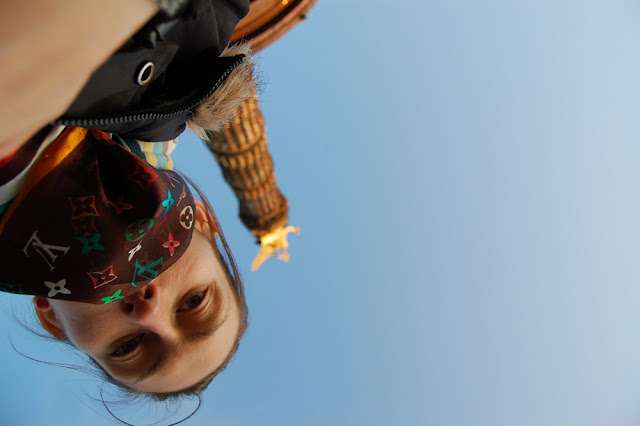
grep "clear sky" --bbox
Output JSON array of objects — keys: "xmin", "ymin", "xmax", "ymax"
[{"xmin": 2, "ymin": 1, "xmax": 640, "ymax": 425}]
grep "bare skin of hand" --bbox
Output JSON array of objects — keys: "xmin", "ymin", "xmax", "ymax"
[{"xmin": 0, "ymin": 0, "xmax": 160, "ymax": 158}]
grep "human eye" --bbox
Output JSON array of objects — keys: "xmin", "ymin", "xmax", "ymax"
[
  {"xmin": 111, "ymin": 334, "xmax": 144, "ymax": 357},
  {"xmin": 177, "ymin": 290, "xmax": 207, "ymax": 312}
]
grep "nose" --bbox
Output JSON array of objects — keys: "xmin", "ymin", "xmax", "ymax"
[{"xmin": 122, "ymin": 284, "xmax": 178, "ymax": 343}]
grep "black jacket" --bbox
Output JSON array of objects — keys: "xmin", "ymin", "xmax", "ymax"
[{"xmin": 56, "ymin": 0, "xmax": 250, "ymax": 142}]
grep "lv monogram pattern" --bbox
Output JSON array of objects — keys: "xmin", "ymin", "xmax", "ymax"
[{"xmin": 0, "ymin": 127, "xmax": 195, "ymax": 304}]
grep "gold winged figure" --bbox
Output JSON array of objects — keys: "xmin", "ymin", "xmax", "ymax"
[{"xmin": 251, "ymin": 225, "xmax": 300, "ymax": 271}]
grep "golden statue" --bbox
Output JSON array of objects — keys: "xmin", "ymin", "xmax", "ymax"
[{"xmin": 251, "ymin": 225, "xmax": 301, "ymax": 271}]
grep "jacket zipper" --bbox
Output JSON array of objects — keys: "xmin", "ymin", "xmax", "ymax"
[{"xmin": 54, "ymin": 55, "xmax": 246, "ymax": 128}]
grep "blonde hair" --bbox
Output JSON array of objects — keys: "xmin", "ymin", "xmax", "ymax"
[{"xmin": 187, "ymin": 42, "xmax": 257, "ymax": 138}]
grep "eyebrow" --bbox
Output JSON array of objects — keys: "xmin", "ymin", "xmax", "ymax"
[{"xmin": 134, "ymin": 306, "xmax": 231, "ymax": 383}]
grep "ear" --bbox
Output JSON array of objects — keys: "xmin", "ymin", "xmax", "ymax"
[
  {"xmin": 194, "ymin": 200, "xmax": 218, "ymax": 236},
  {"xmin": 32, "ymin": 297, "xmax": 66, "ymax": 340}
]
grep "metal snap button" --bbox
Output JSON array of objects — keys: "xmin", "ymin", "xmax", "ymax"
[{"xmin": 136, "ymin": 61, "xmax": 154, "ymax": 86}]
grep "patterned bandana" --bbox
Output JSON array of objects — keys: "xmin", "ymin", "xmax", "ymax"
[{"xmin": 0, "ymin": 127, "xmax": 195, "ymax": 304}]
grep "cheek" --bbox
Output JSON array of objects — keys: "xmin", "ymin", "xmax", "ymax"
[{"xmin": 53, "ymin": 303, "xmax": 123, "ymax": 352}]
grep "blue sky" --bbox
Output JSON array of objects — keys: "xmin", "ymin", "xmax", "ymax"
[{"xmin": 2, "ymin": 1, "xmax": 640, "ymax": 425}]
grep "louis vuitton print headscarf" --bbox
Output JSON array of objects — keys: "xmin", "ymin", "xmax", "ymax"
[{"xmin": 0, "ymin": 127, "xmax": 196, "ymax": 304}]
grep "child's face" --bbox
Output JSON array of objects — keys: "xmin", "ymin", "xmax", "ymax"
[{"xmin": 38, "ymin": 226, "xmax": 242, "ymax": 393}]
